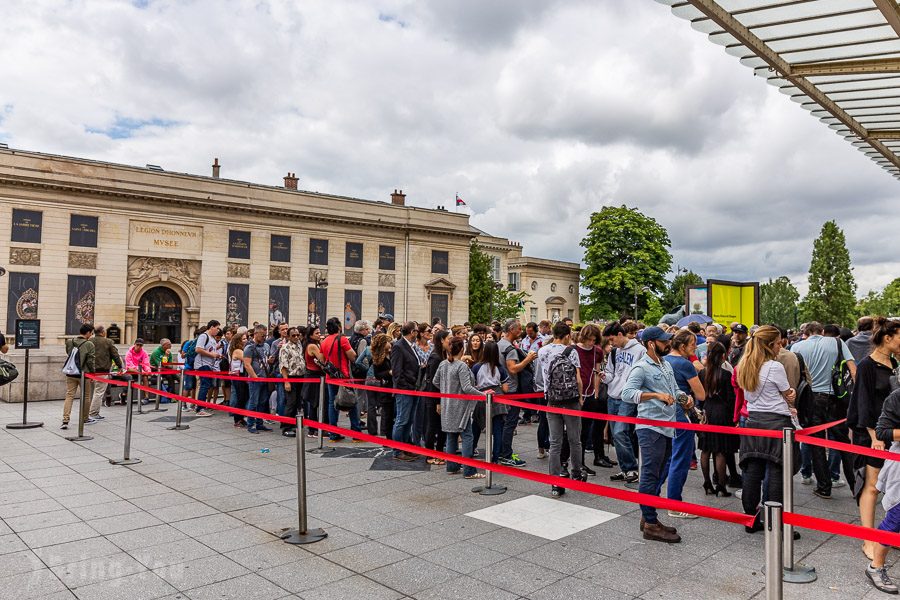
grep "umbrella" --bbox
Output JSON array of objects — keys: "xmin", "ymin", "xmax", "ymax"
[{"xmin": 676, "ymin": 314, "xmax": 713, "ymax": 327}]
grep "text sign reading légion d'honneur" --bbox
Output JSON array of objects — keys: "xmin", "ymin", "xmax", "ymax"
[{"xmin": 129, "ymin": 221, "xmax": 203, "ymax": 254}]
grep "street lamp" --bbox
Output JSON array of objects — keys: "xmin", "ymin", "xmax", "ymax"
[{"xmin": 634, "ymin": 284, "xmax": 651, "ymax": 320}]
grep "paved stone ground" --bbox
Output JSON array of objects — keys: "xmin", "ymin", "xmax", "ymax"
[{"xmin": 0, "ymin": 398, "xmax": 895, "ymax": 600}]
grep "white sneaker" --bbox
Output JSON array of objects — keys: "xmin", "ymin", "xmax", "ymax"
[
  {"xmin": 866, "ymin": 563, "xmax": 899, "ymax": 594},
  {"xmin": 537, "ymin": 448, "xmax": 547, "ymax": 459},
  {"xmin": 668, "ymin": 510, "xmax": 699, "ymax": 519},
  {"xmin": 801, "ymin": 475, "xmax": 813, "ymax": 485},
  {"xmin": 832, "ymin": 478, "xmax": 847, "ymax": 489},
  {"xmin": 734, "ymin": 489, "xmax": 743, "ymax": 499}
]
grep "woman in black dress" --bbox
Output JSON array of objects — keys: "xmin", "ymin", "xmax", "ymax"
[
  {"xmin": 699, "ymin": 341, "xmax": 739, "ymax": 497},
  {"xmin": 848, "ymin": 317, "xmax": 900, "ymax": 560}
]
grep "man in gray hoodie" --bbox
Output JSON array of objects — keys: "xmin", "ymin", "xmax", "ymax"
[{"xmin": 603, "ymin": 321, "xmax": 646, "ymax": 483}]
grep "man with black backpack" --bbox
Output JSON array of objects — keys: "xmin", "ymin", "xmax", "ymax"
[
  {"xmin": 61, "ymin": 324, "xmax": 95, "ymax": 430},
  {"xmin": 535, "ymin": 321, "xmax": 586, "ymax": 497},
  {"xmin": 792, "ymin": 321, "xmax": 858, "ymax": 499}
]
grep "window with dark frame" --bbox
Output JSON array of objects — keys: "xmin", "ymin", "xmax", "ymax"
[
  {"xmin": 345, "ymin": 242, "xmax": 363, "ymax": 268},
  {"xmin": 228, "ymin": 230, "xmax": 251, "ymax": 259},
  {"xmin": 270, "ymin": 234, "xmax": 291, "ymax": 262},
  {"xmin": 69, "ymin": 214, "xmax": 99, "ymax": 248},
  {"xmin": 309, "ymin": 238, "xmax": 329, "ymax": 265},
  {"xmin": 379, "ymin": 245, "xmax": 396, "ymax": 271},
  {"xmin": 431, "ymin": 250, "xmax": 449, "ymax": 274}
]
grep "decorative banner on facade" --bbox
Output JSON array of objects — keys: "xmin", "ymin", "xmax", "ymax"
[
  {"xmin": 69, "ymin": 214, "xmax": 99, "ymax": 248},
  {"xmin": 228, "ymin": 230, "xmax": 251, "ymax": 259},
  {"xmin": 270, "ymin": 234, "xmax": 291, "ymax": 262},
  {"xmin": 226, "ymin": 283, "xmax": 250, "ymax": 328},
  {"xmin": 65, "ymin": 275, "xmax": 95, "ymax": 335},
  {"xmin": 431, "ymin": 250, "xmax": 449, "ymax": 274},
  {"xmin": 343, "ymin": 290, "xmax": 362, "ymax": 334},
  {"xmin": 379, "ymin": 245, "xmax": 396, "ymax": 271},
  {"xmin": 309, "ymin": 238, "xmax": 328, "ymax": 265},
  {"xmin": 6, "ymin": 272, "xmax": 39, "ymax": 333},
  {"xmin": 11, "ymin": 209, "xmax": 42, "ymax": 244},
  {"xmin": 377, "ymin": 291, "xmax": 395, "ymax": 320},
  {"xmin": 308, "ymin": 287, "xmax": 327, "ymax": 328},
  {"xmin": 345, "ymin": 242, "xmax": 363, "ymax": 268},
  {"xmin": 269, "ymin": 285, "xmax": 290, "ymax": 327},
  {"xmin": 707, "ymin": 280, "xmax": 759, "ymax": 332},
  {"xmin": 431, "ymin": 293, "xmax": 449, "ymax": 326}
]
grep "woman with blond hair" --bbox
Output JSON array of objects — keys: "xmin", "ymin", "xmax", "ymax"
[{"xmin": 736, "ymin": 325, "xmax": 797, "ymax": 532}]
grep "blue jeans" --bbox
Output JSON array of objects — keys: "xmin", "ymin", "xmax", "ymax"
[
  {"xmin": 800, "ymin": 443, "xmax": 812, "ymax": 478},
  {"xmin": 609, "ymin": 397, "xmax": 639, "ymax": 473},
  {"xmin": 247, "ymin": 382, "xmax": 268, "ymax": 428},
  {"xmin": 666, "ymin": 416, "xmax": 695, "ymax": 501},
  {"xmin": 326, "ymin": 384, "xmax": 361, "ymax": 439},
  {"xmin": 275, "ymin": 382, "xmax": 286, "ymax": 416},
  {"xmin": 196, "ymin": 365, "xmax": 214, "ymax": 408},
  {"xmin": 392, "ymin": 393, "xmax": 419, "ymax": 456},
  {"xmin": 446, "ymin": 419, "xmax": 476, "ymax": 476},
  {"xmin": 500, "ymin": 405, "xmax": 521, "ymax": 459},
  {"xmin": 491, "ymin": 414, "xmax": 505, "ymax": 463},
  {"xmin": 637, "ymin": 428, "xmax": 672, "ymax": 524}
]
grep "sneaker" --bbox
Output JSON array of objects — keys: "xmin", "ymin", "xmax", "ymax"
[
  {"xmin": 667, "ymin": 510, "xmax": 699, "ymax": 520},
  {"xmin": 550, "ymin": 485, "xmax": 565, "ymax": 497},
  {"xmin": 813, "ymin": 488, "xmax": 832, "ymax": 499},
  {"xmin": 866, "ymin": 563, "xmax": 899, "ymax": 594},
  {"xmin": 537, "ymin": 448, "xmax": 547, "ymax": 459},
  {"xmin": 594, "ymin": 456, "xmax": 616, "ymax": 468},
  {"xmin": 734, "ymin": 489, "xmax": 743, "ymax": 499},
  {"xmin": 282, "ymin": 430, "xmax": 297, "ymax": 437},
  {"xmin": 473, "ymin": 449, "xmax": 480, "ymax": 457},
  {"xmin": 84, "ymin": 417, "xmax": 98, "ymax": 425},
  {"xmin": 257, "ymin": 424, "xmax": 273, "ymax": 432},
  {"xmin": 610, "ymin": 471, "xmax": 626, "ymax": 481},
  {"xmin": 801, "ymin": 475, "xmax": 813, "ymax": 485},
  {"xmin": 92, "ymin": 415, "xmax": 106, "ymax": 420},
  {"xmin": 624, "ymin": 470, "xmax": 639, "ymax": 483},
  {"xmin": 195, "ymin": 410, "xmax": 213, "ymax": 417},
  {"xmin": 832, "ymin": 478, "xmax": 847, "ymax": 489},
  {"xmin": 499, "ymin": 456, "xmax": 527, "ymax": 467},
  {"xmin": 60, "ymin": 422, "xmax": 69, "ymax": 430},
  {"xmin": 247, "ymin": 426, "xmax": 258, "ymax": 434}
]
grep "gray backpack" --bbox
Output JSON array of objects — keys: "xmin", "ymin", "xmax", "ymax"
[{"xmin": 545, "ymin": 346, "xmax": 578, "ymax": 404}]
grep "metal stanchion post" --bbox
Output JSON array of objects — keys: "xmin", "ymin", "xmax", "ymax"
[
  {"xmin": 765, "ymin": 502, "xmax": 784, "ymax": 600},
  {"xmin": 167, "ymin": 371, "xmax": 190, "ymax": 431},
  {"xmin": 65, "ymin": 372, "xmax": 93, "ymax": 442},
  {"xmin": 149, "ymin": 368, "xmax": 168, "ymax": 412},
  {"xmin": 282, "ymin": 414, "xmax": 327, "ymax": 544},
  {"xmin": 136, "ymin": 374, "xmax": 145, "ymax": 415},
  {"xmin": 308, "ymin": 375, "xmax": 332, "ymax": 454},
  {"xmin": 472, "ymin": 391, "xmax": 506, "ymax": 496},
  {"xmin": 782, "ymin": 427, "xmax": 816, "ymax": 583},
  {"xmin": 110, "ymin": 380, "xmax": 141, "ymax": 466}
]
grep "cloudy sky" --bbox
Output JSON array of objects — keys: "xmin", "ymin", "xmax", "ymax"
[{"xmin": 1, "ymin": 0, "xmax": 897, "ymax": 296}]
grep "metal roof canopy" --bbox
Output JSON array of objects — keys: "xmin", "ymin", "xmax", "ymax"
[{"xmin": 658, "ymin": 0, "xmax": 900, "ymax": 180}]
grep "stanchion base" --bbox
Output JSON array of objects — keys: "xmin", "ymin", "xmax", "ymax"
[
  {"xmin": 147, "ymin": 408, "xmax": 169, "ymax": 412},
  {"xmin": 280, "ymin": 528, "xmax": 328, "ymax": 545},
  {"xmin": 472, "ymin": 484, "xmax": 507, "ymax": 495},
  {"xmin": 783, "ymin": 564, "xmax": 817, "ymax": 584},
  {"xmin": 65, "ymin": 435, "xmax": 94, "ymax": 441},
  {"xmin": 167, "ymin": 424, "xmax": 190, "ymax": 430},
  {"xmin": 109, "ymin": 458, "xmax": 142, "ymax": 466},
  {"xmin": 6, "ymin": 422, "xmax": 44, "ymax": 429},
  {"xmin": 307, "ymin": 447, "xmax": 333, "ymax": 455}
]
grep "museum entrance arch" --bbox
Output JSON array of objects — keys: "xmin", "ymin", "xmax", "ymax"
[{"xmin": 137, "ymin": 286, "xmax": 183, "ymax": 344}]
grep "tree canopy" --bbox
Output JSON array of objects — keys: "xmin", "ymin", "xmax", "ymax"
[
  {"xmin": 580, "ymin": 205, "xmax": 672, "ymax": 320},
  {"xmin": 857, "ymin": 277, "xmax": 900, "ymax": 318},
  {"xmin": 760, "ymin": 276, "xmax": 800, "ymax": 329},
  {"xmin": 798, "ymin": 220, "xmax": 857, "ymax": 327},
  {"xmin": 660, "ymin": 270, "xmax": 704, "ymax": 314},
  {"xmin": 468, "ymin": 241, "xmax": 528, "ymax": 324}
]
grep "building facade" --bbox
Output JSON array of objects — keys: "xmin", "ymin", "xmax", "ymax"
[
  {"xmin": 507, "ymin": 253, "xmax": 581, "ymax": 324},
  {"xmin": 0, "ymin": 147, "xmax": 579, "ymax": 401}
]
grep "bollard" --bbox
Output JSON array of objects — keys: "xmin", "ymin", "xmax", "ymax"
[
  {"xmin": 65, "ymin": 372, "xmax": 93, "ymax": 442},
  {"xmin": 307, "ymin": 375, "xmax": 332, "ymax": 455},
  {"xmin": 149, "ymin": 368, "xmax": 168, "ymax": 412},
  {"xmin": 781, "ymin": 427, "xmax": 816, "ymax": 583},
  {"xmin": 110, "ymin": 380, "xmax": 142, "ymax": 465},
  {"xmin": 167, "ymin": 371, "xmax": 190, "ymax": 431},
  {"xmin": 765, "ymin": 502, "xmax": 784, "ymax": 600},
  {"xmin": 282, "ymin": 414, "xmax": 328, "ymax": 544},
  {"xmin": 472, "ymin": 391, "xmax": 506, "ymax": 496},
  {"xmin": 136, "ymin": 374, "xmax": 144, "ymax": 415}
]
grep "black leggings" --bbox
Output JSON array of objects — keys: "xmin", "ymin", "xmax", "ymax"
[
  {"xmin": 424, "ymin": 397, "xmax": 446, "ymax": 451},
  {"xmin": 741, "ymin": 458, "xmax": 783, "ymax": 517}
]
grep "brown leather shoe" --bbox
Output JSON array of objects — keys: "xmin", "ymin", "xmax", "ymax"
[
  {"xmin": 642, "ymin": 522, "xmax": 681, "ymax": 543},
  {"xmin": 640, "ymin": 517, "xmax": 677, "ymax": 534}
]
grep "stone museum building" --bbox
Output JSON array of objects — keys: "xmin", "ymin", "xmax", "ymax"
[{"xmin": 0, "ymin": 146, "xmax": 579, "ymax": 401}]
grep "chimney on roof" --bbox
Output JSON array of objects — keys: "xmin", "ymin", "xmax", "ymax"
[
  {"xmin": 284, "ymin": 172, "xmax": 298, "ymax": 190},
  {"xmin": 212, "ymin": 158, "xmax": 220, "ymax": 178},
  {"xmin": 391, "ymin": 189, "xmax": 406, "ymax": 206}
]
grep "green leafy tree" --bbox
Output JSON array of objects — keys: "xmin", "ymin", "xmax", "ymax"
[
  {"xmin": 660, "ymin": 270, "xmax": 704, "ymax": 313},
  {"xmin": 857, "ymin": 277, "xmax": 900, "ymax": 317},
  {"xmin": 468, "ymin": 241, "xmax": 493, "ymax": 324},
  {"xmin": 580, "ymin": 205, "xmax": 672, "ymax": 319},
  {"xmin": 798, "ymin": 220, "xmax": 857, "ymax": 326},
  {"xmin": 492, "ymin": 288, "xmax": 530, "ymax": 322},
  {"xmin": 760, "ymin": 276, "xmax": 800, "ymax": 329},
  {"xmin": 641, "ymin": 296, "xmax": 666, "ymax": 326}
]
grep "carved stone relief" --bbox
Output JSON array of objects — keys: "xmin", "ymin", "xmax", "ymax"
[
  {"xmin": 378, "ymin": 273, "xmax": 396, "ymax": 287},
  {"xmin": 345, "ymin": 271, "xmax": 363, "ymax": 285},
  {"xmin": 9, "ymin": 247, "xmax": 40, "ymax": 266},
  {"xmin": 227, "ymin": 262, "xmax": 250, "ymax": 278},
  {"xmin": 127, "ymin": 256, "xmax": 201, "ymax": 305},
  {"xmin": 68, "ymin": 251, "xmax": 97, "ymax": 269},
  {"xmin": 308, "ymin": 268, "xmax": 328, "ymax": 283},
  {"xmin": 270, "ymin": 265, "xmax": 291, "ymax": 281}
]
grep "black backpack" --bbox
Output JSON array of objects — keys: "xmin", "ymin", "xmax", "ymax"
[
  {"xmin": 831, "ymin": 338, "xmax": 854, "ymax": 400},
  {"xmin": 545, "ymin": 346, "xmax": 579, "ymax": 404}
]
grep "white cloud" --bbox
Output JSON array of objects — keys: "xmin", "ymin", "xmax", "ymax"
[{"xmin": 0, "ymin": 0, "xmax": 897, "ymax": 296}]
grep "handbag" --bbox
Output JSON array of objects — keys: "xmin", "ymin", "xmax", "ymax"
[
  {"xmin": 0, "ymin": 358, "xmax": 18, "ymax": 386},
  {"xmin": 324, "ymin": 334, "xmax": 356, "ymax": 411}
]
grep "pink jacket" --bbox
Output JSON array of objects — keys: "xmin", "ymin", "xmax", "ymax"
[
  {"xmin": 732, "ymin": 367, "xmax": 748, "ymax": 423},
  {"xmin": 126, "ymin": 346, "xmax": 151, "ymax": 373}
]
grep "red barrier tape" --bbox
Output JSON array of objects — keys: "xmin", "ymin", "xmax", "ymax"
[
  {"xmin": 130, "ymin": 382, "xmax": 297, "ymax": 425},
  {"xmin": 796, "ymin": 433, "xmax": 900, "ymax": 463},
  {"xmin": 796, "ymin": 419, "xmax": 847, "ymax": 436},
  {"xmin": 86, "ymin": 374, "xmax": 130, "ymax": 387},
  {"xmin": 785, "ymin": 511, "xmax": 900, "ymax": 547}
]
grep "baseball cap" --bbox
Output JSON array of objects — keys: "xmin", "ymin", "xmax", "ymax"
[
  {"xmin": 641, "ymin": 326, "xmax": 673, "ymax": 342},
  {"xmin": 732, "ymin": 324, "xmax": 749, "ymax": 334},
  {"xmin": 134, "ymin": 338, "xmax": 145, "ymax": 345}
]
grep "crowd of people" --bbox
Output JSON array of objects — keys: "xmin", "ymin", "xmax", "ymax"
[{"xmin": 50, "ymin": 311, "xmax": 900, "ymax": 594}]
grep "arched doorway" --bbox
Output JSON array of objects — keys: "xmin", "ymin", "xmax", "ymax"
[{"xmin": 138, "ymin": 286, "xmax": 182, "ymax": 344}]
